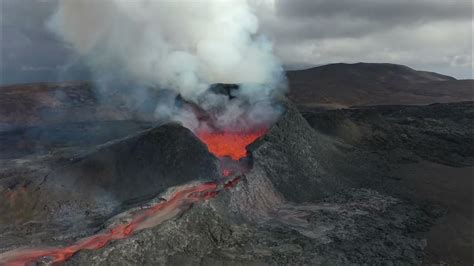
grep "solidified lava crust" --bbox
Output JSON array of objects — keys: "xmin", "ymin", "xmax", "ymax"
[
  {"xmin": 0, "ymin": 128, "xmax": 264, "ymax": 266},
  {"xmin": 0, "ymin": 176, "xmax": 242, "ymax": 266}
]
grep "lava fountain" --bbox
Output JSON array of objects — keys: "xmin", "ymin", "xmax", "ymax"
[
  {"xmin": 196, "ymin": 128, "xmax": 267, "ymax": 177},
  {"xmin": 196, "ymin": 128, "xmax": 267, "ymax": 160}
]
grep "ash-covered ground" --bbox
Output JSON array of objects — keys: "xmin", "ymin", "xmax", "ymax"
[{"xmin": 0, "ymin": 94, "xmax": 472, "ymax": 265}]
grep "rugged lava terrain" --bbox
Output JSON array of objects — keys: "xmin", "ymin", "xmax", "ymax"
[
  {"xmin": 302, "ymin": 102, "xmax": 474, "ymax": 264},
  {"xmin": 0, "ymin": 64, "xmax": 473, "ymax": 265},
  {"xmin": 287, "ymin": 63, "xmax": 473, "ymax": 108}
]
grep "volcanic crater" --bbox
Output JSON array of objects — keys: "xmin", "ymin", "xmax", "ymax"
[{"xmin": 0, "ymin": 82, "xmax": 472, "ymax": 265}]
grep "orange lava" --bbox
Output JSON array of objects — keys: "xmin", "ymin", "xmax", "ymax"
[
  {"xmin": 1, "ymin": 128, "xmax": 266, "ymax": 265},
  {"xmin": 0, "ymin": 177, "xmax": 241, "ymax": 266},
  {"xmin": 197, "ymin": 129, "xmax": 266, "ymax": 160},
  {"xmin": 222, "ymin": 169, "xmax": 232, "ymax": 177}
]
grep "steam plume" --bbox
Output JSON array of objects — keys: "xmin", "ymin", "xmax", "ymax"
[{"xmin": 49, "ymin": 0, "xmax": 285, "ymax": 130}]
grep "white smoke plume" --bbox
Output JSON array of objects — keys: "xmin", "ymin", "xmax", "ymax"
[{"xmin": 48, "ymin": 0, "xmax": 285, "ymax": 131}]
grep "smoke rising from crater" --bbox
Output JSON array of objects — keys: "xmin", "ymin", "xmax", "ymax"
[{"xmin": 48, "ymin": 0, "xmax": 284, "ymax": 104}]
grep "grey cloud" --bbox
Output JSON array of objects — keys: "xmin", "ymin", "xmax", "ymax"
[
  {"xmin": 276, "ymin": 0, "xmax": 472, "ymax": 23},
  {"xmin": 0, "ymin": 0, "xmax": 89, "ymax": 85},
  {"xmin": 0, "ymin": 0, "xmax": 472, "ymax": 85},
  {"xmin": 262, "ymin": 0, "xmax": 472, "ymax": 40},
  {"xmin": 258, "ymin": 0, "xmax": 473, "ymax": 78}
]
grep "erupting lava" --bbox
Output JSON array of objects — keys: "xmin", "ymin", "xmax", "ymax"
[
  {"xmin": 196, "ymin": 128, "xmax": 267, "ymax": 160},
  {"xmin": 1, "ymin": 128, "xmax": 266, "ymax": 265},
  {"xmin": 0, "ymin": 177, "xmax": 241, "ymax": 266}
]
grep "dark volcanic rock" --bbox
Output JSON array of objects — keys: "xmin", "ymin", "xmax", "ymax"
[
  {"xmin": 32, "ymin": 124, "xmax": 220, "ymax": 220},
  {"xmin": 247, "ymin": 102, "xmax": 345, "ymax": 202},
  {"xmin": 302, "ymin": 101, "xmax": 474, "ymax": 167},
  {"xmin": 0, "ymin": 120, "xmax": 154, "ymax": 159},
  {"xmin": 0, "ymin": 82, "xmax": 129, "ymax": 127},
  {"xmin": 67, "ymin": 187, "xmax": 430, "ymax": 265},
  {"xmin": 301, "ymin": 101, "xmax": 474, "ymax": 264},
  {"xmin": 208, "ymin": 83, "xmax": 239, "ymax": 99},
  {"xmin": 43, "ymin": 123, "xmax": 220, "ymax": 204},
  {"xmin": 287, "ymin": 63, "xmax": 473, "ymax": 107},
  {"xmin": 0, "ymin": 123, "xmax": 220, "ymax": 250},
  {"xmin": 245, "ymin": 101, "xmax": 383, "ymax": 203},
  {"xmin": 0, "ymin": 100, "xmax": 444, "ymax": 265},
  {"xmin": 66, "ymin": 102, "xmax": 431, "ymax": 265}
]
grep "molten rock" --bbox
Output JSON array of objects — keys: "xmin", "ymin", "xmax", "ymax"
[
  {"xmin": 0, "ymin": 101, "xmax": 436, "ymax": 265},
  {"xmin": 0, "ymin": 123, "xmax": 220, "ymax": 251},
  {"xmin": 63, "ymin": 102, "xmax": 431, "ymax": 265},
  {"xmin": 197, "ymin": 129, "xmax": 266, "ymax": 160}
]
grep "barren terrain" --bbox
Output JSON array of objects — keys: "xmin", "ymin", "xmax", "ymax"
[{"xmin": 0, "ymin": 64, "xmax": 472, "ymax": 265}]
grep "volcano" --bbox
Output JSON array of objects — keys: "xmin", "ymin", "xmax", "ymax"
[
  {"xmin": 0, "ymin": 99, "xmax": 438, "ymax": 266},
  {"xmin": 0, "ymin": 119, "xmax": 251, "ymax": 265},
  {"xmin": 0, "ymin": 81, "xmax": 472, "ymax": 264},
  {"xmin": 0, "ymin": 86, "xmax": 273, "ymax": 265}
]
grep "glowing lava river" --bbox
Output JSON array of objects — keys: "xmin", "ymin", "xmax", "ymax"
[{"xmin": 0, "ymin": 128, "xmax": 266, "ymax": 266}]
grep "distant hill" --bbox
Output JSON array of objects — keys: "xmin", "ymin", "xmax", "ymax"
[
  {"xmin": 287, "ymin": 63, "xmax": 473, "ymax": 108},
  {"xmin": 1, "ymin": 63, "xmax": 472, "ymax": 126},
  {"xmin": 0, "ymin": 82, "xmax": 131, "ymax": 127}
]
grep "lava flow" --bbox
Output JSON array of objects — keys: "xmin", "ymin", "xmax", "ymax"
[
  {"xmin": 1, "ymin": 128, "xmax": 264, "ymax": 265},
  {"xmin": 0, "ymin": 177, "xmax": 241, "ymax": 266},
  {"xmin": 196, "ymin": 128, "xmax": 267, "ymax": 160}
]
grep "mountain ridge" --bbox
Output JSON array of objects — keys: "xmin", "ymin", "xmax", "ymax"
[{"xmin": 287, "ymin": 62, "xmax": 472, "ymax": 108}]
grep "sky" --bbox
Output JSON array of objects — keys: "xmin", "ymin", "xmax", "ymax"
[{"xmin": 0, "ymin": 0, "xmax": 472, "ymax": 85}]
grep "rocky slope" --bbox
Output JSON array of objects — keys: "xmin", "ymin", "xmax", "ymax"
[
  {"xmin": 64, "ymin": 100, "xmax": 474, "ymax": 265},
  {"xmin": 65, "ymin": 103, "xmax": 433, "ymax": 265},
  {"xmin": 0, "ymin": 102, "xmax": 440, "ymax": 265},
  {"xmin": 0, "ymin": 82, "xmax": 159, "ymax": 128},
  {"xmin": 0, "ymin": 75, "xmax": 472, "ymax": 264},
  {"xmin": 0, "ymin": 124, "xmax": 220, "ymax": 252},
  {"xmin": 302, "ymin": 101, "xmax": 474, "ymax": 264},
  {"xmin": 2, "ymin": 63, "xmax": 472, "ymax": 127},
  {"xmin": 302, "ymin": 101, "xmax": 474, "ymax": 167},
  {"xmin": 287, "ymin": 63, "xmax": 473, "ymax": 107}
]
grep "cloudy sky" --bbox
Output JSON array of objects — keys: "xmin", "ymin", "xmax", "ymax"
[{"xmin": 0, "ymin": 0, "xmax": 472, "ymax": 85}]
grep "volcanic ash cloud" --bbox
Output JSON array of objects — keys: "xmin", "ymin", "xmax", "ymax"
[{"xmin": 48, "ymin": 0, "xmax": 285, "ymax": 106}]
